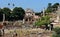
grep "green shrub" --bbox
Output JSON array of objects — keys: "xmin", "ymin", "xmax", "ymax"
[{"xmin": 53, "ymin": 27, "xmax": 60, "ymax": 34}]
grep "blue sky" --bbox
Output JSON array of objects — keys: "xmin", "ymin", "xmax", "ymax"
[{"xmin": 0, "ymin": 0, "xmax": 60, "ymax": 12}]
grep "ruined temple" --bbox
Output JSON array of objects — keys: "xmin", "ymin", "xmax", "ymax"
[{"xmin": 24, "ymin": 8, "xmax": 35, "ymax": 25}]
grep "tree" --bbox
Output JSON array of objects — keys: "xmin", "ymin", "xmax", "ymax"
[
  {"xmin": 52, "ymin": 3, "xmax": 59, "ymax": 11},
  {"xmin": 52, "ymin": 3, "xmax": 59, "ymax": 8},
  {"xmin": 2, "ymin": 7, "xmax": 11, "ymax": 20},
  {"xmin": 0, "ymin": 8, "xmax": 3, "ymax": 14},
  {"xmin": 45, "ymin": 3, "xmax": 53, "ymax": 13},
  {"xmin": 45, "ymin": 3, "xmax": 59, "ymax": 14},
  {"xmin": 53, "ymin": 27, "xmax": 60, "ymax": 34},
  {"xmin": 35, "ymin": 15, "xmax": 50, "ymax": 27},
  {"xmin": 35, "ymin": 12, "xmax": 41, "ymax": 16},
  {"xmin": 48, "ymin": 3, "xmax": 52, "ymax": 8},
  {"xmin": 0, "ymin": 8, "xmax": 3, "ymax": 21},
  {"xmin": 52, "ymin": 27, "xmax": 60, "ymax": 37},
  {"xmin": 13, "ymin": 7, "xmax": 25, "ymax": 20}
]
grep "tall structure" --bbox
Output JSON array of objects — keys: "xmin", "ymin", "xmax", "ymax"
[
  {"xmin": 1, "ymin": 14, "xmax": 5, "ymax": 25},
  {"xmin": 24, "ymin": 8, "xmax": 35, "ymax": 25},
  {"xmin": 43, "ymin": 8, "xmax": 45, "ymax": 17},
  {"xmin": 3, "ymin": 14, "xmax": 5, "ymax": 23}
]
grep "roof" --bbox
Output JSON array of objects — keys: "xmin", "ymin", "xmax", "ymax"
[{"xmin": 25, "ymin": 8, "xmax": 34, "ymax": 13}]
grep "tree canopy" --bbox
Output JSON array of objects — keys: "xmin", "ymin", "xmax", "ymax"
[
  {"xmin": 0, "ymin": 8, "xmax": 3, "ymax": 21},
  {"xmin": 45, "ymin": 3, "xmax": 60, "ymax": 13},
  {"xmin": 13, "ymin": 7, "xmax": 25, "ymax": 20},
  {"xmin": 53, "ymin": 27, "xmax": 60, "ymax": 37},
  {"xmin": 2, "ymin": 7, "xmax": 11, "ymax": 20},
  {"xmin": 0, "ymin": 7, "xmax": 25, "ymax": 21}
]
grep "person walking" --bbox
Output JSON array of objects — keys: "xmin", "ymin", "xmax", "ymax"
[{"xmin": 50, "ymin": 24, "xmax": 53, "ymax": 31}]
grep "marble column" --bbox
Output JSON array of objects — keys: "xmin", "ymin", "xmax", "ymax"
[
  {"xmin": 2, "ymin": 14, "xmax": 5, "ymax": 25},
  {"xmin": 43, "ymin": 8, "xmax": 45, "ymax": 17}
]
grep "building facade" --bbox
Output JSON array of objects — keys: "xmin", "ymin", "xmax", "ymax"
[{"xmin": 24, "ymin": 8, "xmax": 35, "ymax": 25}]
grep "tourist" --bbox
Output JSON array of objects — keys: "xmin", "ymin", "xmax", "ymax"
[{"xmin": 50, "ymin": 24, "xmax": 53, "ymax": 31}]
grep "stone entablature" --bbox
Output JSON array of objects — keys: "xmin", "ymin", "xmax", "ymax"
[{"xmin": 25, "ymin": 8, "xmax": 35, "ymax": 17}]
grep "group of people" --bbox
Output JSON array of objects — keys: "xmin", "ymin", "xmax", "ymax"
[{"xmin": 45, "ymin": 24, "xmax": 53, "ymax": 31}]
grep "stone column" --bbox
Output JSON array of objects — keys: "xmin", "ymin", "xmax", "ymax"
[
  {"xmin": 3, "ymin": 14, "xmax": 5, "ymax": 23},
  {"xmin": 43, "ymin": 8, "xmax": 45, "ymax": 17},
  {"xmin": 2, "ymin": 14, "xmax": 5, "ymax": 25}
]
